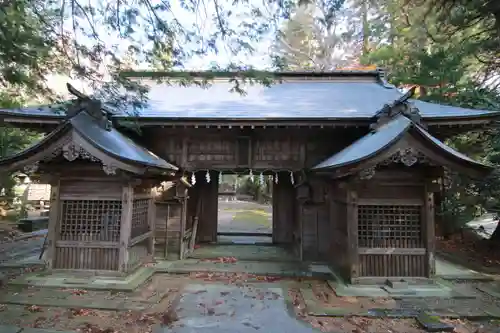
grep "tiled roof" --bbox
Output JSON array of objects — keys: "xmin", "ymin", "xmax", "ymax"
[
  {"xmin": 69, "ymin": 111, "xmax": 177, "ymax": 170},
  {"xmin": 312, "ymin": 114, "xmax": 490, "ymax": 173},
  {"xmin": 0, "ymin": 77, "xmax": 498, "ymax": 121},
  {"xmin": 313, "ymin": 115, "xmax": 411, "ymax": 169},
  {"xmin": 0, "ymin": 110, "xmax": 177, "ymax": 172}
]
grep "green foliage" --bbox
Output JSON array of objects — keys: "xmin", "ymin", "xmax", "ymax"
[
  {"xmin": 356, "ymin": 0, "xmax": 500, "ymax": 237},
  {"xmin": 238, "ymin": 175, "xmax": 272, "ymax": 203},
  {"xmin": 0, "ymin": 93, "xmax": 43, "ymax": 200}
]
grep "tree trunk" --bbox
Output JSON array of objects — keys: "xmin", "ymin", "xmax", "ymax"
[{"xmin": 362, "ymin": 0, "xmax": 369, "ymax": 55}]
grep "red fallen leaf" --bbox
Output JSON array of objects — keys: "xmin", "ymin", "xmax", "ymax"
[
  {"xmin": 67, "ymin": 289, "xmax": 87, "ymax": 296},
  {"xmin": 33, "ymin": 316, "xmax": 46, "ymax": 328},
  {"xmin": 194, "ymin": 244, "xmax": 201, "ymax": 249},
  {"xmin": 137, "ymin": 314, "xmax": 156, "ymax": 324},
  {"xmin": 70, "ymin": 308, "xmax": 94, "ymax": 316},
  {"xmin": 161, "ymin": 309, "xmax": 179, "ymax": 326},
  {"xmin": 26, "ymin": 305, "xmax": 42, "ymax": 312},
  {"xmin": 214, "ymin": 300, "xmax": 224, "ymax": 305}
]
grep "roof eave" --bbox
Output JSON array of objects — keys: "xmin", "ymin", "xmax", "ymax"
[
  {"xmin": 311, "ymin": 120, "xmax": 412, "ymax": 171},
  {"xmin": 70, "ymin": 124, "xmax": 179, "ymax": 172}
]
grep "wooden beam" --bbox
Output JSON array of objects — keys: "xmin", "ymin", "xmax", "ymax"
[
  {"xmin": 118, "ymin": 183, "xmax": 133, "ymax": 273},
  {"xmin": 358, "ymin": 247, "xmax": 426, "ymax": 255}
]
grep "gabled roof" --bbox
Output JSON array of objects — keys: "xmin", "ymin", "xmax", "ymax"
[
  {"xmin": 0, "ymin": 71, "xmax": 499, "ymax": 126},
  {"xmin": 0, "ymin": 106, "xmax": 178, "ymax": 175},
  {"xmin": 312, "ymin": 114, "xmax": 491, "ymax": 178}
]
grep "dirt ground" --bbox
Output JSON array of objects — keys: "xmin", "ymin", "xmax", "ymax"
[
  {"xmin": 437, "ymin": 231, "xmax": 500, "ymax": 274},
  {"xmin": 0, "ymin": 273, "xmax": 499, "ymax": 333},
  {"xmin": 288, "ymin": 286, "xmax": 499, "ymax": 333}
]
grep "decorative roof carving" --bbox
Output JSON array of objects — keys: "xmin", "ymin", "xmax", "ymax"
[
  {"xmin": 371, "ymin": 86, "xmax": 427, "ymax": 130},
  {"xmin": 66, "ymin": 83, "xmax": 112, "ymax": 131},
  {"xmin": 356, "ymin": 147, "xmax": 433, "ymax": 180},
  {"xmin": 21, "ymin": 140, "xmax": 118, "ymax": 176}
]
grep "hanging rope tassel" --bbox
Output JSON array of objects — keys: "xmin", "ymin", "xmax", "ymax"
[{"xmin": 191, "ymin": 172, "xmax": 196, "ymax": 185}]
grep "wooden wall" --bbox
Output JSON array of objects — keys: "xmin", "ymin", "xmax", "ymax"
[
  {"xmin": 351, "ymin": 169, "xmax": 429, "ymax": 283},
  {"xmin": 329, "ymin": 181, "xmax": 350, "ymax": 277},
  {"xmin": 46, "ymin": 166, "xmax": 155, "ymax": 274},
  {"xmin": 296, "ymin": 177, "xmax": 331, "ymax": 261},
  {"xmin": 145, "ymin": 127, "xmax": 363, "ymax": 171}
]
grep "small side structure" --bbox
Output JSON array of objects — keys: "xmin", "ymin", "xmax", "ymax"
[
  {"xmin": 154, "ymin": 177, "xmax": 192, "ymax": 260},
  {"xmin": 0, "ymin": 92, "xmax": 178, "ymax": 275},
  {"xmin": 313, "ymin": 92, "xmax": 492, "ymax": 284}
]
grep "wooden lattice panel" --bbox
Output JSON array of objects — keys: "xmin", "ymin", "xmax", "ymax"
[
  {"xmin": 59, "ymin": 200, "xmax": 122, "ymax": 242},
  {"xmin": 131, "ymin": 199, "xmax": 150, "ymax": 238},
  {"xmin": 358, "ymin": 205, "xmax": 422, "ymax": 248}
]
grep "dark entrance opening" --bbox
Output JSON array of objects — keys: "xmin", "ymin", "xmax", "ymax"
[{"xmin": 216, "ymin": 174, "xmax": 273, "ymax": 244}]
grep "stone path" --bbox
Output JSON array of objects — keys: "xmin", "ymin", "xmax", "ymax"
[{"xmin": 154, "ymin": 283, "xmax": 319, "ymax": 333}]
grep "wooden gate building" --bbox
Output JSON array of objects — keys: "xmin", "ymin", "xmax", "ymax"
[{"xmin": 0, "ymin": 70, "xmax": 498, "ymax": 283}]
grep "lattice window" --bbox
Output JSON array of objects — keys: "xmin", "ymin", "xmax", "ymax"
[
  {"xmin": 131, "ymin": 199, "xmax": 150, "ymax": 238},
  {"xmin": 60, "ymin": 200, "xmax": 122, "ymax": 241},
  {"xmin": 358, "ymin": 205, "xmax": 422, "ymax": 248}
]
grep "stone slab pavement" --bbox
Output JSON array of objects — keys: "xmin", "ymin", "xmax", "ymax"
[
  {"xmin": 0, "ymin": 326, "xmax": 73, "ymax": 333},
  {"xmin": 153, "ymin": 283, "xmax": 321, "ymax": 333}
]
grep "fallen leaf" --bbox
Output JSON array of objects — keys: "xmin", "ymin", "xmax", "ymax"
[{"xmin": 26, "ymin": 305, "xmax": 42, "ymax": 313}]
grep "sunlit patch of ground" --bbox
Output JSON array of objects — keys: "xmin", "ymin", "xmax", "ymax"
[{"xmin": 233, "ymin": 210, "xmax": 271, "ymax": 227}]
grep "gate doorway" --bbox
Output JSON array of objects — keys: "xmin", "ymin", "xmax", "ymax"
[{"xmin": 217, "ymin": 173, "xmax": 273, "ymax": 244}]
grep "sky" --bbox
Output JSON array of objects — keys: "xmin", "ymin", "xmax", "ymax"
[
  {"xmin": 47, "ymin": 0, "xmax": 278, "ymax": 96},
  {"xmin": 168, "ymin": 0, "xmax": 276, "ymax": 69}
]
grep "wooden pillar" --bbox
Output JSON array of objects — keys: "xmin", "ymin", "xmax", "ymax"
[
  {"xmin": 346, "ymin": 188, "xmax": 359, "ymax": 283},
  {"xmin": 424, "ymin": 184, "xmax": 436, "ymax": 277},
  {"xmin": 147, "ymin": 188, "xmax": 156, "ymax": 256},
  {"xmin": 196, "ymin": 171, "xmax": 218, "ymax": 243},
  {"xmin": 179, "ymin": 196, "xmax": 187, "ymax": 259},
  {"xmin": 45, "ymin": 178, "xmax": 60, "ymax": 270},
  {"xmin": 272, "ymin": 172, "xmax": 295, "ymax": 244},
  {"xmin": 119, "ymin": 183, "xmax": 133, "ymax": 273}
]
